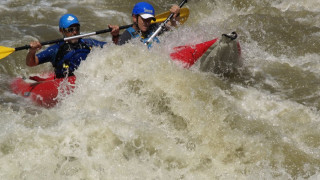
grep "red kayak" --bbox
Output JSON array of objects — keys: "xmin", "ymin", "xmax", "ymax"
[
  {"xmin": 10, "ymin": 74, "xmax": 76, "ymax": 108},
  {"xmin": 170, "ymin": 38, "xmax": 219, "ymax": 68},
  {"xmin": 11, "ymin": 34, "xmax": 241, "ymax": 108},
  {"xmin": 171, "ymin": 32, "xmax": 241, "ymax": 69}
]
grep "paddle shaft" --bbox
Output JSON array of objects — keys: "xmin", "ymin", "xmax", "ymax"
[
  {"xmin": 145, "ymin": 0, "xmax": 188, "ymax": 45},
  {"xmin": 14, "ymin": 24, "xmax": 133, "ymax": 51}
]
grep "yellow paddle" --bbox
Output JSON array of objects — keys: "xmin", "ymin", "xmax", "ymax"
[
  {"xmin": 152, "ymin": 7, "xmax": 189, "ymax": 25},
  {"xmin": 147, "ymin": 0, "xmax": 188, "ymax": 45},
  {"xmin": 0, "ymin": 8, "xmax": 190, "ymax": 60},
  {"xmin": 0, "ymin": 46, "xmax": 15, "ymax": 60}
]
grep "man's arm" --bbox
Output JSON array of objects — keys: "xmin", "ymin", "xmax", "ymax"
[{"xmin": 26, "ymin": 41, "xmax": 41, "ymax": 67}]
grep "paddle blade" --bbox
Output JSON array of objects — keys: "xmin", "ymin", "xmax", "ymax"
[
  {"xmin": 0, "ymin": 46, "xmax": 15, "ymax": 60},
  {"xmin": 153, "ymin": 7, "xmax": 189, "ymax": 25}
]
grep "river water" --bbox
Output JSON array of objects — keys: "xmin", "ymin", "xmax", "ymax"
[{"xmin": 1, "ymin": 0, "xmax": 320, "ymax": 179}]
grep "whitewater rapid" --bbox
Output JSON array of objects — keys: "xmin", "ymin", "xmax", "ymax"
[{"xmin": 1, "ymin": 0, "xmax": 320, "ymax": 179}]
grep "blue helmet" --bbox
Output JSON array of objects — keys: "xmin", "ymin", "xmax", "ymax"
[
  {"xmin": 59, "ymin": 14, "xmax": 80, "ymax": 29},
  {"xmin": 132, "ymin": 2, "xmax": 155, "ymax": 20}
]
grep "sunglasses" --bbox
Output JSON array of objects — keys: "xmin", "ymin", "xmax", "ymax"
[{"xmin": 64, "ymin": 26, "xmax": 80, "ymax": 33}]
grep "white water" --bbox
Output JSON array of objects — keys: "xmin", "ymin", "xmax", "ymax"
[{"xmin": 1, "ymin": 0, "xmax": 320, "ymax": 179}]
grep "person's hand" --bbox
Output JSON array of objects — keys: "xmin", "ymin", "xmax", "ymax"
[
  {"xmin": 29, "ymin": 41, "xmax": 42, "ymax": 53},
  {"xmin": 170, "ymin": 4, "xmax": 180, "ymax": 18},
  {"xmin": 109, "ymin": 24, "xmax": 120, "ymax": 44},
  {"xmin": 109, "ymin": 24, "xmax": 120, "ymax": 37},
  {"xmin": 168, "ymin": 4, "xmax": 181, "ymax": 27},
  {"xmin": 26, "ymin": 41, "xmax": 41, "ymax": 66}
]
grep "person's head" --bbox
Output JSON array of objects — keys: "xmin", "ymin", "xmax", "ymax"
[
  {"xmin": 132, "ymin": 2, "xmax": 156, "ymax": 32},
  {"xmin": 59, "ymin": 14, "xmax": 80, "ymax": 43}
]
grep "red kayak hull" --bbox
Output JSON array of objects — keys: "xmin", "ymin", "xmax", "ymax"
[
  {"xmin": 170, "ymin": 38, "xmax": 219, "ymax": 68},
  {"xmin": 170, "ymin": 38, "xmax": 241, "ymax": 68},
  {"xmin": 10, "ymin": 74, "xmax": 76, "ymax": 108}
]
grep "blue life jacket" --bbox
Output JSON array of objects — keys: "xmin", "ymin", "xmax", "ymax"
[{"xmin": 126, "ymin": 27, "xmax": 160, "ymax": 48}]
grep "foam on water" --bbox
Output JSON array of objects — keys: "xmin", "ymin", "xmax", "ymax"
[
  {"xmin": 271, "ymin": 0, "xmax": 320, "ymax": 13},
  {"xmin": 1, "ymin": 0, "xmax": 320, "ymax": 179}
]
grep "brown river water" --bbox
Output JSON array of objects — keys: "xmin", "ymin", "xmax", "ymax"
[{"xmin": 0, "ymin": 0, "xmax": 320, "ymax": 179}]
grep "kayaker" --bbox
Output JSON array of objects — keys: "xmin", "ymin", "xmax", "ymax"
[
  {"xmin": 117, "ymin": 2, "xmax": 181, "ymax": 47},
  {"xmin": 26, "ymin": 14, "xmax": 120, "ymax": 78}
]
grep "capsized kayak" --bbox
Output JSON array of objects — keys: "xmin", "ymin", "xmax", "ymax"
[
  {"xmin": 170, "ymin": 38, "xmax": 219, "ymax": 68},
  {"xmin": 10, "ymin": 32, "xmax": 241, "ymax": 108},
  {"xmin": 171, "ymin": 32, "xmax": 242, "ymax": 74}
]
